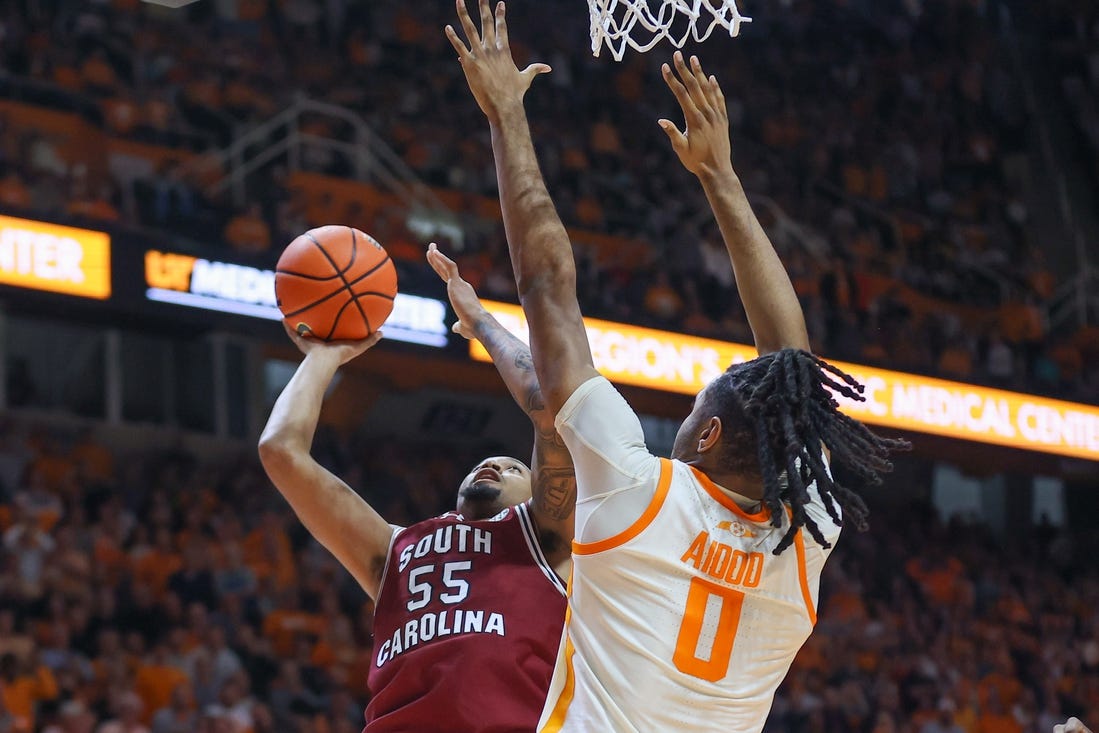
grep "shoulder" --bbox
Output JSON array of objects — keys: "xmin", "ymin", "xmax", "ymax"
[
  {"xmin": 554, "ymin": 375, "xmax": 627, "ymax": 430},
  {"xmin": 553, "ymin": 376, "xmax": 651, "ymax": 467}
]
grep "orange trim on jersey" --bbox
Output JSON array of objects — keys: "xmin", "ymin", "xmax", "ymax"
[
  {"xmin": 790, "ymin": 512, "xmax": 817, "ymax": 626},
  {"xmin": 572, "ymin": 458, "xmax": 672, "ymax": 556},
  {"xmin": 689, "ymin": 466, "xmax": 770, "ymax": 523},
  {"xmin": 539, "ymin": 607, "xmax": 577, "ymax": 733}
]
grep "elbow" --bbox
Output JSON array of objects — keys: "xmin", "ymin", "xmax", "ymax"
[
  {"xmin": 516, "ymin": 262, "xmax": 576, "ymax": 302},
  {"xmin": 257, "ymin": 432, "xmax": 297, "ymax": 471}
]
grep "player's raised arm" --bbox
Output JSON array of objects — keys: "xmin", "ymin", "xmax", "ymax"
[
  {"xmin": 446, "ymin": 0, "xmax": 599, "ymax": 416},
  {"xmin": 660, "ymin": 52, "xmax": 810, "ymax": 355},
  {"xmin": 427, "ymin": 244, "xmax": 575, "ymax": 565},
  {"xmin": 257, "ymin": 329, "xmax": 393, "ymax": 599}
]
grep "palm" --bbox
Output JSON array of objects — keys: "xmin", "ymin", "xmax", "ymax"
[
  {"xmin": 446, "ymin": 0, "xmax": 551, "ymax": 123},
  {"xmin": 283, "ymin": 323, "xmax": 380, "ymax": 364},
  {"xmin": 426, "ymin": 243, "xmax": 484, "ymax": 341},
  {"xmin": 659, "ymin": 52, "xmax": 733, "ymax": 178},
  {"xmin": 448, "ymin": 283, "xmax": 482, "ymax": 336},
  {"xmin": 677, "ymin": 130, "xmax": 725, "ymax": 174}
]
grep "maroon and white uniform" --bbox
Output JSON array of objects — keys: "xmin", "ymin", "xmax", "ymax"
[{"xmin": 365, "ymin": 501, "xmax": 567, "ymax": 732}]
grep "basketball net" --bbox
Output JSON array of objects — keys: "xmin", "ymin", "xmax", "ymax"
[{"xmin": 588, "ymin": 0, "xmax": 751, "ymax": 60}]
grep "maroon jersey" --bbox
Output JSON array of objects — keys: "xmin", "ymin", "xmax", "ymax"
[{"xmin": 365, "ymin": 501, "xmax": 567, "ymax": 732}]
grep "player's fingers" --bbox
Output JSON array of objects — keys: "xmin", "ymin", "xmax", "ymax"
[
  {"xmin": 689, "ymin": 54, "xmax": 709, "ymax": 87},
  {"xmin": 478, "ymin": 0, "xmax": 495, "ymax": 47},
  {"xmin": 426, "ymin": 244, "xmax": 458, "ymax": 280},
  {"xmin": 662, "ymin": 62, "xmax": 700, "ymax": 122},
  {"xmin": 657, "ymin": 119, "xmax": 688, "ymax": 153},
  {"xmin": 435, "ymin": 247, "xmax": 460, "ymax": 275},
  {"xmin": 690, "ymin": 57, "xmax": 718, "ymax": 112},
  {"xmin": 363, "ymin": 330, "xmax": 384, "ymax": 349},
  {"xmin": 674, "ymin": 52, "xmax": 707, "ymax": 111},
  {"xmin": 521, "ymin": 63, "xmax": 552, "ymax": 87},
  {"xmin": 455, "ymin": 0, "xmax": 481, "ymax": 47},
  {"xmin": 494, "ymin": 1, "xmax": 509, "ymax": 49},
  {"xmin": 425, "ymin": 243, "xmax": 444, "ymax": 276},
  {"xmin": 445, "ymin": 25, "xmax": 472, "ymax": 59},
  {"xmin": 708, "ymin": 74, "xmax": 726, "ymax": 112}
]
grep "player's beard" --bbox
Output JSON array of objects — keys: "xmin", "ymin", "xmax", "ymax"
[{"xmin": 460, "ymin": 481, "xmax": 503, "ymax": 502}]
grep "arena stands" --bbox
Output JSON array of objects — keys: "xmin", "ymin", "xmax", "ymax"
[
  {"xmin": 0, "ymin": 0, "xmax": 1096, "ymax": 406},
  {"xmin": 0, "ymin": 416, "xmax": 1095, "ymax": 733},
  {"xmin": 1046, "ymin": 0, "xmax": 1099, "ymax": 190}
]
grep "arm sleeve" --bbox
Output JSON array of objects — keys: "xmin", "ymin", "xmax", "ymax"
[{"xmin": 554, "ymin": 376, "xmax": 662, "ymax": 543}]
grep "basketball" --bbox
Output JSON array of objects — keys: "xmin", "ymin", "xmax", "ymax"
[{"xmin": 274, "ymin": 226, "xmax": 397, "ymax": 341}]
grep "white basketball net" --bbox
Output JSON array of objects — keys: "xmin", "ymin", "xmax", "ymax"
[{"xmin": 588, "ymin": 0, "xmax": 752, "ymax": 60}]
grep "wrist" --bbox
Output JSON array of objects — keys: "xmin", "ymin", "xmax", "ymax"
[
  {"xmin": 303, "ymin": 348, "xmax": 343, "ymax": 371},
  {"xmin": 697, "ymin": 162, "xmax": 739, "ymax": 189},
  {"xmin": 489, "ymin": 101, "xmax": 529, "ymax": 130},
  {"xmin": 469, "ymin": 308, "xmax": 497, "ymax": 336}
]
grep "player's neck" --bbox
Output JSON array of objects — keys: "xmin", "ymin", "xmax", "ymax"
[
  {"xmin": 715, "ymin": 483, "xmax": 763, "ymax": 512},
  {"xmin": 691, "ymin": 464, "xmax": 764, "ymax": 503}
]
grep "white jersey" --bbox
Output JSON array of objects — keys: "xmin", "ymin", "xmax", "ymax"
[{"xmin": 538, "ymin": 377, "xmax": 840, "ymax": 733}]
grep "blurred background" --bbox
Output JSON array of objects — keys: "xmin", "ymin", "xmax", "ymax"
[{"xmin": 0, "ymin": 0, "xmax": 1097, "ymax": 731}]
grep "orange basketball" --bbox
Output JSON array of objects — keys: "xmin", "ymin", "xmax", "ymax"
[{"xmin": 275, "ymin": 226, "xmax": 397, "ymax": 341}]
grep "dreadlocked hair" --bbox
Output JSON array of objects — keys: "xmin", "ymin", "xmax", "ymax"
[{"xmin": 712, "ymin": 349, "xmax": 910, "ymax": 555}]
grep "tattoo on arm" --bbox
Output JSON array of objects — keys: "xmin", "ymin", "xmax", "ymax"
[
  {"xmin": 514, "ymin": 349, "xmax": 534, "ymax": 372},
  {"xmin": 532, "ymin": 426, "xmax": 576, "ymax": 523},
  {"xmin": 472, "ymin": 317, "xmax": 545, "ymax": 421},
  {"xmin": 473, "ymin": 314, "xmax": 576, "ymax": 525}
]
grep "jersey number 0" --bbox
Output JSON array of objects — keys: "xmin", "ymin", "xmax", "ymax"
[{"xmin": 672, "ymin": 576, "xmax": 745, "ymax": 682}]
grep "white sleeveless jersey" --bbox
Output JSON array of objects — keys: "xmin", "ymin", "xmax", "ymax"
[{"xmin": 539, "ymin": 377, "xmax": 839, "ymax": 733}]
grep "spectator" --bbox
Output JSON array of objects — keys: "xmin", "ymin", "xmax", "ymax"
[
  {"xmin": 919, "ymin": 699, "xmax": 965, "ymax": 733},
  {"xmin": 97, "ymin": 690, "xmax": 149, "ymax": 733},
  {"xmin": 3, "ymin": 511, "xmax": 56, "ymax": 600},
  {"xmin": 0, "ymin": 652, "xmax": 59, "ymax": 732},
  {"xmin": 223, "ymin": 204, "xmax": 272, "ymax": 255},
  {"xmin": 133, "ymin": 643, "xmax": 187, "ymax": 725},
  {"xmin": 643, "ymin": 269, "xmax": 685, "ymax": 324},
  {"xmin": 149, "ymin": 683, "xmax": 196, "ymax": 733},
  {"xmin": 0, "ymin": 171, "xmax": 31, "ymax": 210},
  {"xmin": 984, "ymin": 329, "xmax": 1017, "ymax": 387},
  {"xmin": 42, "ymin": 700, "xmax": 97, "ymax": 733}
]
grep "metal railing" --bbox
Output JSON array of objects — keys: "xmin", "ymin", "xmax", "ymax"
[
  {"xmin": 1048, "ymin": 267, "xmax": 1099, "ymax": 331},
  {"xmin": 194, "ymin": 95, "xmax": 460, "ymax": 242}
]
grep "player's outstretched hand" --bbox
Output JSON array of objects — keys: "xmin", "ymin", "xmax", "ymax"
[
  {"xmin": 283, "ymin": 322, "xmax": 382, "ymax": 365},
  {"xmin": 426, "ymin": 243, "xmax": 485, "ymax": 341},
  {"xmin": 1055, "ymin": 718, "xmax": 1093, "ymax": 733},
  {"xmin": 445, "ymin": 0, "xmax": 550, "ymax": 124},
  {"xmin": 659, "ymin": 51, "xmax": 733, "ymax": 179}
]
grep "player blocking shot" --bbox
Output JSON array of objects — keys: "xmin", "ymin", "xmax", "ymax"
[
  {"xmin": 258, "ymin": 243, "xmax": 575, "ymax": 732},
  {"xmin": 446, "ymin": 1, "xmax": 908, "ymax": 731}
]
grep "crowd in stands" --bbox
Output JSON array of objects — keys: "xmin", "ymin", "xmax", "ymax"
[
  {"xmin": 0, "ymin": 417, "xmax": 1096, "ymax": 733},
  {"xmin": 1046, "ymin": 0, "xmax": 1099, "ymax": 191},
  {"xmin": 0, "ymin": 0, "xmax": 1096, "ymax": 404}
]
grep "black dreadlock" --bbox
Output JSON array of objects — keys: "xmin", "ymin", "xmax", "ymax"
[{"xmin": 703, "ymin": 349, "xmax": 910, "ymax": 555}]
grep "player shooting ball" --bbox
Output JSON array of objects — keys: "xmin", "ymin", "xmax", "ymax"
[{"xmin": 259, "ymin": 243, "xmax": 575, "ymax": 732}]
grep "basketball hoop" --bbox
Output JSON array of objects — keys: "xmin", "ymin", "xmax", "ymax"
[{"xmin": 587, "ymin": 0, "xmax": 752, "ymax": 61}]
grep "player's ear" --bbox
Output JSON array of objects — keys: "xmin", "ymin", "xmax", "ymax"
[{"xmin": 697, "ymin": 417, "xmax": 722, "ymax": 454}]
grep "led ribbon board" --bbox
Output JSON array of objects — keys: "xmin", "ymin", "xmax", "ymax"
[
  {"xmin": 144, "ymin": 250, "xmax": 449, "ymax": 347},
  {"xmin": 0, "ymin": 215, "xmax": 111, "ymax": 299},
  {"xmin": 470, "ymin": 301, "xmax": 1099, "ymax": 461}
]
